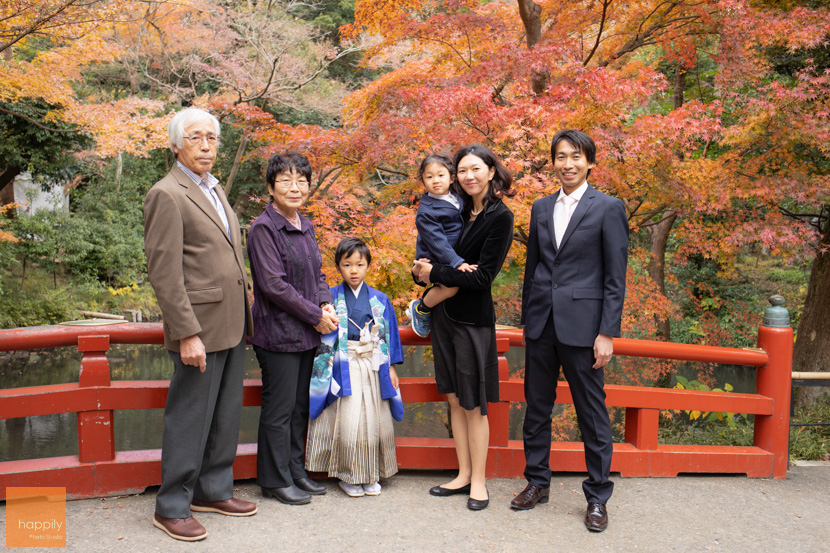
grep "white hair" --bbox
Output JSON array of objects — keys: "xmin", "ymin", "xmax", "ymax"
[{"xmin": 168, "ymin": 108, "xmax": 221, "ymax": 154}]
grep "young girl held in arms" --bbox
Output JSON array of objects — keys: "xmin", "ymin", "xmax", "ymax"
[
  {"xmin": 407, "ymin": 154, "xmax": 477, "ymax": 337},
  {"xmin": 306, "ymin": 238, "xmax": 404, "ymax": 497}
]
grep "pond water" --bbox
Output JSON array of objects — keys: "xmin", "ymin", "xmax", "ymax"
[{"xmin": 0, "ymin": 344, "xmax": 757, "ymax": 463}]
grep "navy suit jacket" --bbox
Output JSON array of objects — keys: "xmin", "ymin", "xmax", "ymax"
[
  {"xmin": 521, "ymin": 184, "xmax": 629, "ymax": 347},
  {"xmin": 415, "ymin": 193, "xmax": 465, "ymax": 268}
]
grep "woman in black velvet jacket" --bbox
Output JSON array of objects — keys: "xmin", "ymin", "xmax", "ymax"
[{"xmin": 414, "ymin": 144, "xmax": 514, "ymax": 511}]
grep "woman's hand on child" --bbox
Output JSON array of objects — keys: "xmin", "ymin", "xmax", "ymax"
[
  {"xmin": 314, "ymin": 310, "xmax": 339, "ymax": 334},
  {"xmin": 457, "ymin": 263, "xmax": 478, "ymax": 272},
  {"xmin": 413, "ymin": 258, "xmax": 433, "ymax": 285},
  {"xmin": 322, "ymin": 303, "xmax": 339, "ymax": 319},
  {"xmin": 389, "ymin": 367, "xmax": 399, "ymax": 389}
]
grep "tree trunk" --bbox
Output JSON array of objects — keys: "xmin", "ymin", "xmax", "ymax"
[
  {"xmin": 646, "ymin": 210, "xmax": 677, "ymax": 342},
  {"xmin": 224, "ymin": 132, "xmax": 249, "ymax": 197},
  {"xmin": 517, "ymin": 0, "xmax": 547, "ymax": 95},
  {"xmin": 793, "ymin": 212, "xmax": 830, "ymax": 408},
  {"xmin": 673, "ymin": 65, "xmax": 687, "ymax": 110},
  {"xmin": 0, "ymin": 167, "xmax": 21, "ymax": 196}
]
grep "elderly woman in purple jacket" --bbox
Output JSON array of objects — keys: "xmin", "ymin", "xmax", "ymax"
[{"xmin": 247, "ymin": 152, "xmax": 339, "ymax": 506}]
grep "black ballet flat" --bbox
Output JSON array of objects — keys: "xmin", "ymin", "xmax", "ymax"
[
  {"xmin": 467, "ymin": 488, "xmax": 489, "ymax": 511},
  {"xmin": 429, "ymin": 483, "xmax": 471, "ymax": 497}
]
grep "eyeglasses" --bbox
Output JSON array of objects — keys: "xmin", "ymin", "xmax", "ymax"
[
  {"xmin": 183, "ymin": 133, "xmax": 220, "ymax": 146},
  {"xmin": 273, "ymin": 178, "xmax": 310, "ymax": 190}
]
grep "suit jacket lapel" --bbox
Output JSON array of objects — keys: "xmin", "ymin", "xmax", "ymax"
[
  {"xmin": 172, "ymin": 165, "xmax": 233, "ymax": 246},
  {"xmin": 557, "ymin": 185, "xmax": 595, "ymax": 253},
  {"xmin": 540, "ymin": 191, "xmax": 558, "ymax": 253}
]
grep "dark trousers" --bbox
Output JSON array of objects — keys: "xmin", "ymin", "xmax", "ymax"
[
  {"xmin": 155, "ymin": 334, "xmax": 246, "ymax": 518},
  {"xmin": 522, "ymin": 313, "xmax": 614, "ymax": 504},
  {"xmin": 254, "ymin": 346, "xmax": 315, "ymax": 489}
]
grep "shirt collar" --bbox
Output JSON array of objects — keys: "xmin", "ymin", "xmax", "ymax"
[
  {"xmin": 177, "ymin": 161, "xmax": 219, "ymax": 189},
  {"xmin": 427, "ymin": 192, "xmax": 461, "ymax": 208},
  {"xmin": 265, "ymin": 202, "xmax": 311, "ymax": 232},
  {"xmin": 558, "ymin": 181, "xmax": 588, "ymax": 202},
  {"xmin": 346, "ymin": 281, "xmax": 364, "ymax": 297}
]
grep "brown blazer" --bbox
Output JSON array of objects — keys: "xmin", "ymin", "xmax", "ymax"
[{"xmin": 144, "ymin": 164, "xmax": 253, "ymax": 352}]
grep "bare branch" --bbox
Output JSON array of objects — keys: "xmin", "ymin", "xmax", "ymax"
[
  {"xmin": 0, "ymin": 105, "xmax": 79, "ymax": 133},
  {"xmin": 583, "ymin": 0, "xmax": 612, "ymax": 66}
]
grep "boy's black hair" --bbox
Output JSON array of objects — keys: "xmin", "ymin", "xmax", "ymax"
[
  {"xmin": 451, "ymin": 144, "xmax": 515, "ymax": 216},
  {"xmin": 417, "ymin": 154, "xmax": 454, "ymax": 182},
  {"xmin": 266, "ymin": 151, "xmax": 313, "ymax": 185},
  {"xmin": 551, "ymin": 130, "xmax": 597, "ymax": 176},
  {"xmin": 335, "ymin": 237, "xmax": 372, "ymax": 266}
]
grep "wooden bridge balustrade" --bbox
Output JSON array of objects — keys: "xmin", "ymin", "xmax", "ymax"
[{"xmin": 0, "ymin": 315, "xmax": 793, "ymax": 500}]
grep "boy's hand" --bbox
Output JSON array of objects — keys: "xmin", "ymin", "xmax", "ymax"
[
  {"xmin": 389, "ymin": 366, "xmax": 399, "ymax": 389},
  {"xmin": 457, "ymin": 263, "xmax": 478, "ymax": 272}
]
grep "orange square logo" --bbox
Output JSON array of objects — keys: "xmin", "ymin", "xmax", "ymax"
[{"xmin": 6, "ymin": 487, "xmax": 67, "ymax": 548}]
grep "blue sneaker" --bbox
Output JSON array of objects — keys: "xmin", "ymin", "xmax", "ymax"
[{"xmin": 407, "ymin": 299, "xmax": 431, "ymax": 338}]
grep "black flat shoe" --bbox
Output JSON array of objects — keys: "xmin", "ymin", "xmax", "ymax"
[
  {"xmin": 294, "ymin": 477, "xmax": 327, "ymax": 495},
  {"xmin": 429, "ymin": 483, "xmax": 471, "ymax": 497},
  {"xmin": 261, "ymin": 485, "xmax": 311, "ymax": 505},
  {"xmin": 467, "ymin": 489, "xmax": 489, "ymax": 511}
]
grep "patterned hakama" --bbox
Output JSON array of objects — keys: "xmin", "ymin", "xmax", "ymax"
[{"xmin": 305, "ymin": 340, "xmax": 398, "ymax": 485}]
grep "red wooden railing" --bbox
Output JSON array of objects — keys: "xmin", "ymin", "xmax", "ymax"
[{"xmin": 0, "ymin": 318, "xmax": 792, "ymax": 500}]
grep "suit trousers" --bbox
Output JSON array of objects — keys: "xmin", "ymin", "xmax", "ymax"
[
  {"xmin": 522, "ymin": 313, "xmax": 614, "ymax": 504},
  {"xmin": 254, "ymin": 346, "xmax": 315, "ymax": 489},
  {"xmin": 155, "ymin": 334, "xmax": 246, "ymax": 518}
]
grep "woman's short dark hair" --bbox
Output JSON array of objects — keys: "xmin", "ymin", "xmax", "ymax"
[
  {"xmin": 417, "ymin": 154, "xmax": 454, "ymax": 182},
  {"xmin": 551, "ymin": 130, "xmax": 597, "ymax": 176},
  {"xmin": 266, "ymin": 152, "xmax": 313, "ymax": 186},
  {"xmin": 452, "ymin": 144, "xmax": 515, "ymax": 215},
  {"xmin": 335, "ymin": 237, "xmax": 372, "ymax": 266}
]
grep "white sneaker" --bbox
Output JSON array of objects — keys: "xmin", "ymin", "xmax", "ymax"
[
  {"xmin": 338, "ymin": 481, "xmax": 364, "ymax": 497},
  {"xmin": 363, "ymin": 482, "xmax": 382, "ymax": 496}
]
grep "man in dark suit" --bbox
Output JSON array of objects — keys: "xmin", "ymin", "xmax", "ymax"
[
  {"xmin": 511, "ymin": 130, "xmax": 628, "ymax": 532},
  {"xmin": 145, "ymin": 108, "xmax": 256, "ymax": 541}
]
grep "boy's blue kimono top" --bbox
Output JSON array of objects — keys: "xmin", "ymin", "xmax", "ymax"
[
  {"xmin": 415, "ymin": 192, "xmax": 465, "ymax": 269},
  {"xmin": 309, "ymin": 282, "xmax": 404, "ymax": 420}
]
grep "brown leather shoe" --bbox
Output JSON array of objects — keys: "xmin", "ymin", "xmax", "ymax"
[
  {"xmin": 510, "ymin": 483, "xmax": 550, "ymax": 510},
  {"xmin": 190, "ymin": 497, "xmax": 257, "ymax": 517},
  {"xmin": 153, "ymin": 512, "xmax": 207, "ymax": 541},
  {"xmin": 584, "ymin": 502, "xmax": 608, "ymax": 532}
]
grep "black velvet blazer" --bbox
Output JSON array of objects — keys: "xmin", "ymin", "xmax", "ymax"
[{"xmin": 430, "ymin": 199, "xmax": 514, "ymax": 326}]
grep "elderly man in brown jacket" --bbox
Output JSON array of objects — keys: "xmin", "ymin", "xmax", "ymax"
[{"xmin": 144, "ymin": 108, "xmax": 256, "ymax": 542}]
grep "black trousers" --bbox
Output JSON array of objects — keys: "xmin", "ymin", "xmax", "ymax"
[
  {"xmin": 254, "ymin": 346, "xmax": 315, "ymax": 489},
  {"xmin": 522, "ymin": 313, "xmax": 614, "ymax": 504},
  {"xmin": 155, "ymin": 334, "xmax": 246, "ymax": 518}
]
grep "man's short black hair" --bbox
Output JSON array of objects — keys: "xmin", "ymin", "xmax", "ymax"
[
  {"xmin": 551, "ymin": 130, "xmax": 597, "ymax": 175},
  {"xmin": 335, "ymin": 237, "xmax": 372, "ymax": 266},
  {"xmin": 266, "ymin": 151, "xmax": 313, "ymax": 185}
]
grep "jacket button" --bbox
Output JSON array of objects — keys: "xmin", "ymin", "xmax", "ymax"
[
  {"xmin": 555, "ymin": 260, "xmax": 560, "ymax": 266},
  {"xmin": 553, "ymin": 284, "xmax": 558, "ymax": 289},
  {"xmin": 238, "ymin": 279, "xmax": 243, "ymax": 285}
]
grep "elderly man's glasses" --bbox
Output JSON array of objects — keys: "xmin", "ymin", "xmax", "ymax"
[
  {"xmin": 183, "ymin": 133, "xmax": 220, "ymax": 146},
  {"xmin": 273, "ymin": 178, "xmax": 310, "ymax": 191}
]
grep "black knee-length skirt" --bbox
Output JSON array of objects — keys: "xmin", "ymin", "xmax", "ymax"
[{"xmin": 430, "ymin": 304, "xmax": 500, "ymax": 416}]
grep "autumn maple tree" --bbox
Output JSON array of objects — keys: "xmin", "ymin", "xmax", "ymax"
[
  {"xmin": 1, "ymin": 0, "xmax": 829, "ymax": 401},
  {"xmin": 237, "ymin": 0, "xmax": 830, "ymax": 394}
]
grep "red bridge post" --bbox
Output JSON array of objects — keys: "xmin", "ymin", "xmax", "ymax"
[
  {"xmin": 753, "ymin": 295, "xmax": 793, "ymax": 479},
  {"xmin": 77, "ymin": 335, "xmax": 115, "ymax": 463}
]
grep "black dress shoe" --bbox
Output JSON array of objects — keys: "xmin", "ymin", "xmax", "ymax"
[
  {"xmin": 510, "ymin": 483, "xmax": 550, "ymax": 510},
  {"xmin": 261, "ymin": 485, "xmax": 311, "ymax": 505},
  {"xmin": 429, "ymin": 483, "xmax": 471, "ymax": 497},
  {"xmin": 584, "ymin": 502, "xmax": 608, "ymax": 532},
  {"xmin": 467, "ymin": 489, "xmax": 489, "ymax": 511},
  {"xmin": 294, "ymin": 477, "xmax": 327, "ymax": 495}
]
